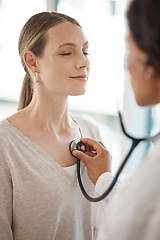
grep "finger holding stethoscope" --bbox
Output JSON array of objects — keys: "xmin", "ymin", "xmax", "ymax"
[{"xmin": 72, "ymin": 138, "xmax": 112, "ymax": 185}]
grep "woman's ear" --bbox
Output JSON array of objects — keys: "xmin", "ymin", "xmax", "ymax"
[
  {"xmin": 144, "ymin": 65, "xmax": 157, "ymax": 80},
  {"xmin": 23, "ymin": 50, "xmax": 38, "ymax": 73}
]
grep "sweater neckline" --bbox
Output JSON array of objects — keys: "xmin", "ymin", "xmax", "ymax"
[{"xmin": 2, "ymin": 116, "xmax": 85, "ymax": 180}]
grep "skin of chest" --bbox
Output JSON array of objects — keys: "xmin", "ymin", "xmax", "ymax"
[{"xmin": 25, "ymin": 125, "xmax": 81, "ymax": 167}]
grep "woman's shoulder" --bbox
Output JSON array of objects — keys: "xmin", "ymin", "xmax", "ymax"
[
  {"xmin": 71, "ymin": 113, "xmax": 101, "ymax": 140},
  {"xmin": 0, "ymin": 118, "xmax": 10, "ymax": 133},
  {"xmin": 0, "ymin": 118, "xmax": 8, "ymax": 136},
  {"xmin": 0, "ymin": 119, "xmax": 13, "ymax": 160},
  {"xmin": 0, "ymin": 118, "xmax": 16, "ymax": 143},
  {"xmin": 72, "ymin": 113, "xmax": 97, "ymax": 126}
]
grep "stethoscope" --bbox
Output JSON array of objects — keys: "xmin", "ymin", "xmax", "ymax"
[{"xmin": 69, "ymin": 110, "xmax": 160, "ymax": 202}]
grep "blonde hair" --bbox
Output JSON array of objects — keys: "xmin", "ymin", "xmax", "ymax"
[{"xmin": 18, "ymin": 12, "xmax": 81, "ymax": 110}]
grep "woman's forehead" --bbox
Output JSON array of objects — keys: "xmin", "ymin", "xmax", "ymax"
[{"xmin": 45, "ymin": 21, "xmax": 88, "ymax": 48}]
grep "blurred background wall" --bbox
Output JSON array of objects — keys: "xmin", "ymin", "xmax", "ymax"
[{"xmin": 0, "ymin": 0, "xmax": 157, "ymax": 176}]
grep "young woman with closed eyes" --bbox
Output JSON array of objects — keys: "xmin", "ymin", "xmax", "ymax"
[{"xmin": 0, "ymin": 12, "xmax": 110, "ymax": 240}]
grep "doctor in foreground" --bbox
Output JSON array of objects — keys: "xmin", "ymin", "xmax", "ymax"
[{"xmin": 73, "ymin": 0, "xmax": 160, "ymax": 239}]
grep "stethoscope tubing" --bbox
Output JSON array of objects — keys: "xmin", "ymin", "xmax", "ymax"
[
  {"xmin": 77, "ymin": 138, "xmax": 140, "ymax": 202},
  {"xmin": 77, "ymin": 111, "xmax": 160, "ymax": 202}
]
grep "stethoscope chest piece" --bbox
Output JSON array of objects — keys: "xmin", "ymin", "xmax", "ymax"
[{"xmin": 69, "ymin": 140, "xmax": 86, "ymax": 156}]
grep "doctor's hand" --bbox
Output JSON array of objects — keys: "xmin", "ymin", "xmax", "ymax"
[{"xmin": 72, "ymin": 138, "xmax": 112, "ymax": 185}]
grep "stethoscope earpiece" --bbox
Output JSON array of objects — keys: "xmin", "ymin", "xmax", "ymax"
[{"xmin": 69, "ymin": 140, "xmax": 86, "ymax": 157}]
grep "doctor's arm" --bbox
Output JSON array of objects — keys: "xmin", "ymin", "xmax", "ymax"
[
  {"xmin": 73, "ymin": 138, "xmax": 123, "ymax": 232},
  {"xmin": 72, "ymin": 137, "xmax": 122, "ymax": 199}
]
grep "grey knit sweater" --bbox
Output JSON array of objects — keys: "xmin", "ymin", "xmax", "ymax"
[{"xmin": 0, "ymin": 115, "xmax": 101, "ymax": 240}]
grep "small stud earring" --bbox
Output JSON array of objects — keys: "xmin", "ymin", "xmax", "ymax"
[{"xmin": 34, "ymin": 72, "xmax": 38, "ymax": 83}]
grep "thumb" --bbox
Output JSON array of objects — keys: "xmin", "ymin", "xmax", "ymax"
[{"xmin": 72, "ymin": 150, "xmax": 90, "ymax": 165}]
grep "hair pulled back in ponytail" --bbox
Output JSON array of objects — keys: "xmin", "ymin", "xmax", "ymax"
[
  {"xmin": 18, "ymin": 74, "xmax": 33, "ymax": 110},
  {"xmin": 18, "ymin": 12, "xmax": 81, "ymax": 110}
]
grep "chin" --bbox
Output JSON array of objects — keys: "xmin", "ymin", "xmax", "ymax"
[
  {"xmin": 135, "ymin": 97, "xmax": 155, "ymax": 107},
  {"xmin": 134, "ymin": 96, "xmax": 147, "ymax": 106},
  {"xmin": 70, "ymin": 88, "xmax": 86, "ymax": 96}
]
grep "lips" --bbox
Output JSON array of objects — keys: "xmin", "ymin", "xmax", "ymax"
[{"xmin": 70, "ymin": 75, "xmax": 88, "ymax": 81}]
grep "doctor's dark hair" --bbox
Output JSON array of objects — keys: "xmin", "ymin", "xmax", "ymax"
[
  {"xmin": 127, "ymin": 0, "xmax": 160, "ymax": 74},
  {"xmin": 18, "ymin": 12, "xmax": 81, "ymax": 111}
]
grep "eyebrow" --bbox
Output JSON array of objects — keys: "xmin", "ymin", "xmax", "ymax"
[{"xmin": 58, "ymin": 41, "xmax": 89, "ymax": 49}]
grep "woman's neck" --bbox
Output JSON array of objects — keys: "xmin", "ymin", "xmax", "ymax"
[{"xmin": 19, "ymin": 94, "xmax": 74, "ymax": 134}]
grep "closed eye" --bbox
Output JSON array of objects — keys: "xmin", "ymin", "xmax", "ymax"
[
  {"xmin": 60, "ymin": 52, "xmax": 90, "ymax": 56},
  {"xmin": 60, "ymin": 53, "xmax": 72, "ymax": 56}
]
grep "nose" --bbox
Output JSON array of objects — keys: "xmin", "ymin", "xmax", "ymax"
[{"xmin": 75, "ymin": 53, "xmax": 90, "ymax": 69}]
